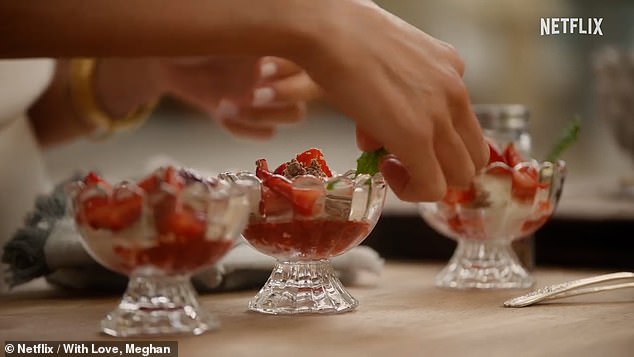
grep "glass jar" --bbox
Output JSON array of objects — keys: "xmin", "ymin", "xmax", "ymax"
[{"xmin": 472, "ymin": 104, "xmax": 535, "ymax": 271}]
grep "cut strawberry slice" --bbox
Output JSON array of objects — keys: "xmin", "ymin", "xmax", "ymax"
[
  {"xmin": 109, "ymin": 187, "xmax": 143, "ymax": 231},
  {"xmin": 83, "ymin": 172, "xmax": 108, "ymax": 186},
  {"xmin": 512, "ymin": 166, "xmax": 539, "ymax": 202},
  {"xmin": 486, "ymin": 139, "xmax": 505, "ymax": 164},
  {"xmin": 503, "ymin": 143, "xmax": 524, "ymax": 167},
  {"xmin": 78, "ymin": 188, "xmax": 143, "ymax": 232},
  {"xmin": 296, "ymin": 148, "xmax": 333, "ymax": 177},
  {"xmin": 256, "ymin": 159, "xmax": 322, "ymax": 216},
  {"xmin": 259, "ymin": 186, "xmax": 292, "ymax": 216},
  {"xmin": 153, "ymin": 194, "xmax": 207, "ymax": 241},
  {"xmin": 273, "ymin": 162, "xmax": 287, "ymax": 176},
  {"xmin": 79, "ymin": 196, "xmax": 111, "ymax": 230},
  {"xmin": 137, "ymin": 166, "xmax": 185, "ymax": 195},
  {"xmin": 443, "ymin": 185, "xmax": 476, "ymax": 205}
]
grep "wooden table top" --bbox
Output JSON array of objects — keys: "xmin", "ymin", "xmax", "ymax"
[{"xmin": 1, "ymin": 262, "xmax": 632, "ymax": 357}]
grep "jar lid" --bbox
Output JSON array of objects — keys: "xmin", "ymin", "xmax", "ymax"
[{"xmin": 472, "ymin": 104, "xmax": 529, "ymax": 130}]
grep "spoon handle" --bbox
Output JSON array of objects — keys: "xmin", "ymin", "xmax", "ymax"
[{"xmin": 503, "ymin": 272, "xmax": 634, "ymax": 308}]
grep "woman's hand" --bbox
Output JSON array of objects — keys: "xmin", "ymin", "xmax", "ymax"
[
  {"xmin": 299, "ymin": 0, "xmax": 489, "ymax": 202},
  {"xmin": 157, "ymin": 56, "xmax": 322, "ymax": 139}
]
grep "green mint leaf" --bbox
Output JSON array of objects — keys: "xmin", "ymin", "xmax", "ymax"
[
  {"xmin": 356, "ymin": 148, "xmax": 389, "ymax": 176},
  {"xmin": 545, "ymin": 116, "xmax": 581, "ymax": 162},
  {"xmin": 326, "ymin": 178, "xmax": 340, "ymax": 190}
]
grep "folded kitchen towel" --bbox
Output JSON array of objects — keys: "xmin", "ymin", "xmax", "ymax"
[{"xmin": 2, "ymin": 169, "xmax": 384, "ymax": 293}]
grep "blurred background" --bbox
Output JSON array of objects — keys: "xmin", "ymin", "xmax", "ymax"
[{"xmin": 41, "ymin": 0, "xmax": 634, "ymax": 267}]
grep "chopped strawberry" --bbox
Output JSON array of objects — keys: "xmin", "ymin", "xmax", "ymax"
[
  {"xmin": 137, "ymin": 166, "xmax": 185, "ymax": 195},
  {"xmin": 153, "ymin": 194, "xmax": 207, "ymax": 241},
  {"xmin": 255, "ymin": 159, "xmax": 322, "ymax": 216},
  {"xmin": 503, "ymin": 143, "xmax": 523, "ymax": 167},
  {"xmin": 79, "ymin": 196, "xmax": 112, "ymax": 230},
  {"xmin": 83, "ymin": 171, "xmax": 108, "ymax": 186},
  {"xmin": 486, "ymin": 139, "xmax": 505, "ymax": 164},
  {"xmin": 443, "ymin": 185, "xmax": 476, "ymax": 205},
  {"xmin": 137, "ymin": 174, "xmax": 160, "ymax": 194},
  {"xmin": 109, "ymin": 187, "xmax": 144, "ymax": 231},
  {"xmin": 273, "ymin": 162, "xmax": 287, "ymax": 176},
  {"xmin": 511, "ymin": 166, "xmax": 539, "ymax": 203},
  {"xmin": 77, "ymin": 186, "xmax": 143, "ymax": 232},
  {"xmin": 259, "ymin": 186, "xmax": 292, "ymax": 216},
  {"xmin": 486, "ymin": 162, "xmax": 513, "ymax": 176},
  {"xmin": 295, "ymin": 148, "xmax": 333, "ymax": 177}
]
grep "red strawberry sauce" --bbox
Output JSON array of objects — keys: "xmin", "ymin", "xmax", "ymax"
[
  {"xmin": 113, "ymin": 238, "xmax": 233, "ymax": 275},
  {"xmin": 243, "ymin": 219, "xmax": 370, "ymax": 259}
]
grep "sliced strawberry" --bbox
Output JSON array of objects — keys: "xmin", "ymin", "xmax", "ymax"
[
  {"xmin": 138, "ymin": 166, "xmax": 185, "ymax": 195},
  {"xmin": 486, "ymin": 139, "xmax": 505, "ymax": 164},
  {"xmin": 296, "ymin": 148, "xmax": 333, "ymax": 177},
  {"xmin": 503, "ymin": 143, "xmax": 524, "ymax": 167},
  {"xmin": 79, "ymin": 196, "xmax": 111, "ymax": 229},
  {"xmin": 137, "ymin": 173, "xmax": 160, "ymax": 194},
  {"xmin": 443, "ymin": 185, "xmax": 476, "ymax": 205},
  {"xmin": 109, "ymin": 187, "xmax": 143, "ymax": 231},
  {"xmin": 291, "ymin": 187, "xmax": 324, "ymax": 216},
  {"xmin": 84, "ymin": 171, "xmax": 108, "ymax": 186},
  {"xmin": 512, "ymin": 166, "xmax": 539, "ymax": 202},
  {"xmin": 154, "ymin": 194, "xmax": 207, "ymax": 241},
  {"xmin": 273, "ymin": 162, "xmax": 287, "ymax": 176},
  {"xmin": 486, "ymin": 162, "xmax": 513, "ymax": 176},
  {"xmin": 256, "ymin": 159, "xmax": 322, "ymax": 216},
  {"xmin": 259, "ymin": 186, "xmax": 292, "ymax": 216}
]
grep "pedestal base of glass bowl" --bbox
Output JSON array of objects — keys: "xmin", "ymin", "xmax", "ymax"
[
  {"xmin": 101, "ymin": 274, "xmax": 217, "ymax": 337},
  {"xmin": 248, "ymin": 260, "xmax": 358, "ymax": 315},
  {"xmin": 436, "ymin": 240, "xmax": 534, "ymax": 289}
]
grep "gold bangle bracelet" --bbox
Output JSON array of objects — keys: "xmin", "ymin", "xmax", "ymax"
[{"xmin": 69, "ymin": 58, "xmax": 158, "ymax": 138}]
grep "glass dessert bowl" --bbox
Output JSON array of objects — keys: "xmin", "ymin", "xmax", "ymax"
[
  {"xmin": 68, "ymin": 166, "xmax": 249, "ymax": 336},
  {"xmin": 419, "ymin": 142, "xmax": 566, "ymax": 289},
  {"xmin": 220, "ymin": 148, "xmax": 387, "ymax": 314}
]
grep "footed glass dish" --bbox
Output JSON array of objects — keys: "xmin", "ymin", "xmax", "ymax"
[
  {"xmin": 221, "ymin": 163, "xmax": 386, "ymax": 315},
  {"xmin": 68, "ymin": 167, "xmax": 249, "ymax": 336},
  {"xmin": 419, "ymin": 159, "xmax": 566, "ymax": 289}
]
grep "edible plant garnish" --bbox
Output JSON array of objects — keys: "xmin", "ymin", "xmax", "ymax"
[
  {"xmin": 356, "ymin": 148, "xmax": 389, "ymax": 176},
  {"xmin": 545, "ymin": 116, "xmax": 581, "ymax": 162}
]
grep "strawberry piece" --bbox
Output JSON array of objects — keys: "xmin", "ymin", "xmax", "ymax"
[
  {"xmin": 78, "ymin": 189, "xmax": 143, "ymax": 232},
  {"xmin": 137, "ymin": 166, "xmax": 185, "ymax": 195},
  {"xmin": 486, "ymin": 163, "xmax": 513, "ymax": 176},
  {"xmin": 486, "ymin": 139, "xmax": 505, "ymax": 164},
  {"xmin": 503, "ymin": 143, "xmax": 523, "ymax": 167},
  {"xmin": 79, "ymin": 196, "xmax": 112, "ymax": 230},
  {"xmin": 511, "ymin": 166, "xmax": 539, "ymax": 202},
  {"xmin": 443, "ymin": 185, "xmax": 476, "ymax": 205},
  {"xmin": 83, "ymin": 171, "xmax": 108, "ymax": 186},
  {"xmin": 273, "ymin": 162, "xmax": 287, "ymax": 176},
  {"xmin": 447, "ymin": 215, "xmax": 464, "ymax": 235},
  {"xmin": 295, "ymin": 148, "xmax": 333, "ymax": 177},
  {"xmin": 259, "ymin": 186, "xmax": 292, "ymax": 216},
  {"xmin": 255, "ymin": 159, "xmax": 322, "ymax": 216},
  {"xmin": 109, "ymin": 187, "xmax": 144, "ymax": 231},
  {"xmin": 153, "ymin": 194, "xmax": 207, "ymax": 241},
  {"xmin": 137, "ymin": 173, "xmax": 160, "ymax": 194}
]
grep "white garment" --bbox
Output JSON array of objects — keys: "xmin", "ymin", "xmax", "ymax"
[{"xmin": 0, "ymin": 59, "xmax": 55, "ymax": 291}]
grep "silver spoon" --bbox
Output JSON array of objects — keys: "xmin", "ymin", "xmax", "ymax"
[{"xmin": 503, "ymin": 272, "xmax": 634, "ymax": 308}]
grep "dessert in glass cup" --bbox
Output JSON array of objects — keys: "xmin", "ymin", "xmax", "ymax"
[
  {"xmin": 419, "ymin": 140, "xmax": 566, "ymax": 289},
  {"xmin": 67, "ymin": 166, "xmax": 249, "ymax": 336},
  {"xmin": 220, "ymin": 148, "xmax": 387, "ymax": 314}
]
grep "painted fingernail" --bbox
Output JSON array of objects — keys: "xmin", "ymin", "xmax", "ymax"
[
  {"xmin": 252, "ymin": 87, "xmax": 275, "ymax": 107},
  {"xmin": 260, "ymin": 61, "xmax": 277, "ymax": 79},
  {"xmin": 216, "ymin": 99, "xmax": 239, "ymax": 121},
  {"xmin": 379, "ymin": 157, "xmax": 410, "ymax": 195}
]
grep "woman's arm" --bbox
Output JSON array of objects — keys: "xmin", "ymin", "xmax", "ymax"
[
  {"xmin": 5, "ymin": 0, "xmax": 489, "ymax": 202},
  {"xmin": 0, "ymin": 0, "xmax": 326, "ymax": 59}
]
